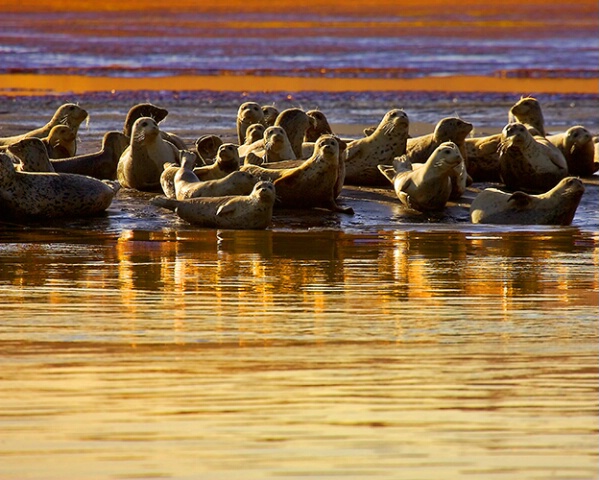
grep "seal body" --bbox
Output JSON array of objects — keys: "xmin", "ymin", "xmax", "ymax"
[
  {"xmin": 470, "ymin": 176, "xmax": 584, "ymax": 225},
  {"xmin": 547, "ymin": 126, "xmax": 597, "ymax": 176},
  {"xmin": 464, "ymin": 133, "xmax": 503, "ymax": 182},
  {"xmin": 344, "ymin": 109, "xmax": 410, "ymax": 186},
  {"xmin": 177, "ymin": 171, "xmax": 258, "ymax": 200},
  {"xmin": 117, "ymin": 117, "xmax": 180, "ymax": 191},
  {"xmin": 237, "ymin": 102, "xmax": 265, "ymax": 144},
  {"xmin": 151, "ymin": 180, "xmax": 276, "ymax": 229},
  {"xmin": 7, "ymin": 137, "xmax": 55, "ymax": 173},
  {"xmin": 51, "ymin": 131, "xmax": 129, "ymax": 180},
  {"xmin": 498, "ymin": 122, "xmax": 568, "ymax": 192},
  {"xmin": 274, "ymin": 108, "xmax": 314, "ymax": 159},
  {"xmin": 0, "ymin": 153, "xmax": 118, "ymax": 218},
  {"xmin": 378, "ymin": 141, "xmax": 463, "ymax": 212},
  {"xmin": 508, "ymin": 96, "xmax": 546, "ymax": 136}
]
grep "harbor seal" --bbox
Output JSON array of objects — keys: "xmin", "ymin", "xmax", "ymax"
[
  {"xmin": 262, "ymin": 105, "xmax": 280, "ymax": 127},
  {"xmin": 470, "ymin": 176, "xmax": 585, "ymax": 225},
  {"xmin": 242, "ymin": 126, "xmax": 296, "ymax": 165},
  {"xmin": 194, "ymin": 143, "xmax": 240, "ymax": 181},
  {"xmin": 406, "ymin": 117, "xmax": 473, "ymax": 164},
  {"xmin": 177, "ymin": 170, "xmax": 258, "ymax": 200},
  {"xmin": 508, "ymin": 96, "xmax": 546, "ymax": 136},
  {"xmin": 117, "ymin": 116, "xmax": 180, "ymax": 191},
  {"xmin": 41, "ymin": 125, "xmax": 77, "ymax": 159},
  {"xmin": 304, "ymin": 109, "xmax": 334, "ymax": 142},
  {"xmin": 160, "ymin": 150, "xmax": 198, "ymax": 198},
  {"xmin": 51, "ymin": 131, "xmax": 129, "ymax": 180},
  {"xmin": 274, "ymin": 108, "xmax": 314, "ymax": 159},
  {"xmin": 547, "ymin": 126, "xmax": 598, "ymax": 176},
  {"xmin": 7, "ymin": 137, "xmax": 55, "ymax": 172},
  {"xmin": 122, "ymin": 102, "xmax": 187, "ymax": 149},
  {"xmin": 0, "ymin": 152, "xmax": 119, "ymax": 219},
  {"xmin": 344, "ymin": 109, "xmax": 410, "ymax": 186},
  {"xmin": 378, "ymin": 141, "xmax": 464, "ymax": 212},
  {"xmin": 0, "ymin": 103, "xmax": 88, "ymax": 151},
  {"xmin": 464, "ymin": 133, "xmax": 503, "ymax": 182},
  {"xmin": 237, "ymin": 102, "xmax": 265, "ymax": 144},
  {"xmin": 498, "ymin": 122, "xmax": 568, "ymax": 192},
  {"xmin": 151, "ymin": 180, "xmax": 276, "ymax": 229}
]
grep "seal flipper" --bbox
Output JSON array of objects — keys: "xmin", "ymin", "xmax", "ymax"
[
  {"xmin": 216, "ymin": 200, "xmax": 237, "ymax": 217},
  {"xmin": 507, "ymin": 191, "xmax": 534, "ymax": 210}
]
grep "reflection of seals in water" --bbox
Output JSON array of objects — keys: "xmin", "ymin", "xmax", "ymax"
[
  {"xmin": 498, "ymin": 122, "xmax": 568, "ymax": 192},
  {"xmin": 262, "ymin": 105, "xmax": 280, "ymax": 127},
  {"xmin": 508, "ymin": 96, "xmax": 546, "ymax": 136},
  {"xmin": 406, "ymin": 117, "xmax": 473, "ymax": 164},
  {"xmin": 378, "ymin": 141, "xmax": 464, "ymax": 212},
  {"xmin": 464, "ymin": 132, "xmax": 503, "ymax": 182},
  {"xmin": 547, "ymin": 126, "xmax": 598, "ymax": 176},
  {"xmin": 274, "ymin": 108, "xmax": 314, "ymax": 159},
  {"xmin": 51, "ymin": 131, "xmax": 129, "ymax": 180},
  {"xmin": 237, "ymin": 102, "xmax": 265, "ymax": 144},
  {"xmin": 194, "ymin": 143, "xmax": 240, "ymax": 181},
  {"xmin": 344, "ymin": 109, "xmax": 410, "ymax": 186},
  {"xmin": 194, "ymin": 134, "xmax": 223, "ymax": 165},
  {"xmin": 242, "ymin": 135, "xmax": 353, "ymax": 213},
  {"xmin": 0, "ymin": 152, "xmax": 119, "ymax": 219},
  {"xmin": 242, "ymin": 126, "xmax": 296, "ymax": 165},
  {"xmin": 42, "ymin": 125, "xmax": 77, "ymax": 159},
  {"xmin": 0, "ymin": 103, "xmax": 89, "ymax": 150},
  {"xmin": 470, "ymin": 176, "xmax": 584, "ymax": 225},
  {"xmin": 151, "ymin": 180, "xmax": 276, "ymax": 230},
  {"xmin": 7, "ymin": 137, "xmax": 55, "ymax": 172},
  {"xmin": 304, "ymin": 109, "xmax": 334, "ymax": 142},
  {"xmin": 117, "ymin": 117, "xmax": 180, "ymax": 191}
]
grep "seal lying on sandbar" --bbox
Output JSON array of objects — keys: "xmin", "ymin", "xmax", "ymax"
[
  {"xmin": 0, "ymin": 152, "xmax": 119, "ymax": 219},
  {"xmin": 242, "ymin": 126, "xmax": 296, "ymax": 165},
  {"xmin": 470, "ymin": 176, "xmax": 584, "ymax": 225},
  {"xmin": 405, "ymin": 117, "xmax": 473, "ymax": 164},
  {"xmin": 41, "ymin": 125, "xmax": 77, "ymax": 159},
  {"xmin": 378, "ymin": 142, "xmax": 464, "ymax": 212},
  {"xmin": 151, "ymin": 180, "xmax": 276, "ymax": 230},
  {"xmin": 122, "ymin": 102, "xmax": 187, "ymax": 149},
  {"xmin": 547, "ymin": 126, "xmax": 598, "ymax": 176},
  {"xmin": 7, "ymin": 137, "xmax": 55, "ymax": 172}
]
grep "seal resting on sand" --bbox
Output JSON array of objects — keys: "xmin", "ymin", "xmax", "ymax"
[
  {"xmin": 0, "ymin": 103, "xmax": 88, "ymax": 152},
  {"xmin": 304, "ymin": 109, "xmax": 334, "ymax": 142},
  {"xmin": 51, "ymin": 131, "xmax": 129, "ymax": 180},
  {"xmin": 470, "ymin": 176, "xmax": 584, "ymax": 225},
  {"xmin": 464, "ymin": 132, "xmax": 503, "ymax": 182},
  {"xmin": 508, "ymin": 96, "xmax": 546, "ymax": 136},
  {"xmin": 122, "ymin": 102, "xmax": 186, "ymax": 149},
  {"xmin": 405, "ymin": 117, "xmax": 473, "ymax": 164},
  {"xmin": 262, "ymin": 105, "xmax": 280, "ymax": 127},
  {"xmin": 498, "ymin": 122, "xmax": 568, "ymax": 192},
  {"xmin": 0, "ymin": 152, "xmax": 119, "ymax": 219},
  {"xmin": 236, "ymin": 102, "xmax": 266, "ymax": 144},
  {"xmin": 41, "ymin": 125, "xmax": 77, "ymax": 159},
  {"xmin": 241, "ymin": 126, "xmax": 296, "ymax": 165},
  {"xmin": 378, "ymin": 141, "xmax": 464, "ymax": 212},
  {"xmin": 344, "ymin": 109, "xmax": 410, "ymax": 186},
  {"xmin": 193, "ymin": 143, "xmax": 241, "ymax": 181},
  {"xmin": 151, "ymin": 180, "xmax": 276, "ymax": 230},
  {"xmin": 117, "ymin": 117, "xmax": 180, "ymax": 191},
  {"xmin": 547, "ymin": 126, "xmax": 598, "ymax": 176},
  {"xmin": 7, "ymin": 137, "xmax": 55, "ymax": 173}
]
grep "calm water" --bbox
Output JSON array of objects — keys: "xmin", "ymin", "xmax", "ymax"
[{"xmin": 0, "ymin": 226, "xmax": 598, "ymax": 479}]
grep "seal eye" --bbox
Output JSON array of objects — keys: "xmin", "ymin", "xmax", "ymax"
[{"xmin": 141, "ymin": 121, "xmax": 147, "ymax": 127}]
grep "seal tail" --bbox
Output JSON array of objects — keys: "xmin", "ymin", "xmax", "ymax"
[{"xmin": 150, "ymin": 196, "xmax": 178, "ymax": 211}]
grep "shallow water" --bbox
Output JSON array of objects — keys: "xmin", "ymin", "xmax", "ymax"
[{"xmin": 0, "ymin": 226, "xmax": 598, "ymax": 480}]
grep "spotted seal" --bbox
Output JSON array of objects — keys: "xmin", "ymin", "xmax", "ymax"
[
  {"xmin": 117, "ymin": 116, "xmax": 180, "ymax": 191},
  {"xmin": 122, "ymin": 102, "xmax": 187, "ymax": 149},
  {"xmin": 0, "ymin": 152, "xmax": 119, "ymax": 219},
  {"xmin": 7, "ymin": 137, "xmax": 55, "ymax": 173},
  {"xmin": 151, "ymin": 180, "xmax": 276, "ymax": 229},
  {"xmin": 508, "ymin": 96, "xmax": 546, "ymax": 136},
  {"xmin": 304, "ymin": 109, "xmax": 334, "ymax": 142},
  {"xmin": 236, "ymin": 102, "xmax": 266, "ymax": 144},
  {"xmin": 547, "ymin": 126, "xmax": 597, "ymax": 176},
  {"xmin": 406, "ymin": 117, "xmax": 473, "ymax": 164},
  {"xmin": 262, "ymin": 105, "xmax": 280, "ymax": 127},
  {"xmin": 194, "ymin": 143, "xmax": 241, "ymax": 181},
  {"xmin": 498, "ymin": 122, "xmax": 568, "ymax": 192},
  {"xmin": 242, "ymin": 126, "xmax": 296, "ymax": 165},
  {"xmin": 344, "ymin": 109, "xmax": 410, "ymax": 186},
  {"xmin": 378, "ymin": 141, "xmax": 464, "ymax": 212},
  {"xmin": 470, "ymin": 176, "xmax": 584, "ymax": 225},
  {"xmin": 41, "ymin": 125, "xmax": 77, "ymax": 159}
]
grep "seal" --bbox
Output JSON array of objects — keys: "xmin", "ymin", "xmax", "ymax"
[
  {"xmin": 122, "ymin": 102, "xmax": 187, "ymax": 149},
  {"xmin": 547, "ymin": 126, "xmax": 598, "ymax": 176},
  {"xmin": 194, "ymin": 143, "xmax": 241, "ymax": 181},
  {"xmin": 344, "ymin": 109, "xmax": 410, "ymax": 186},
  {"xmin": 160, "ymin": 150, "xmax": 198, "ymax": 198},
  {"xmin": 151, "ymin": 180, "xmax": 276, "ymax": 230},
  {"xmin": 244, "ymin": 123, "xmax": 266, "ymax": 146},
  {"xmin": 405, "ymin": 117, "xmax": 473, "ymax": 164},
  {"xmin": 0, "ymin": 152, "xmax": 119, "ymax": 219},
  {"xmin": 242, "ymin": 135, "xmax": 353, "ymax": 213},
  {"xmin": 236, "ymin": 102, "xmax": 266, "ymax": 144},
  {"xmin": 0, "ymin": 103, "xmax": 88, "ymax": 150},
  {"xmin": 508, "ymin": 96, "xmax": 546, "ymax": 136},
  {"xmin": 470, "ymin": 176, "xmax": 585, "ymax": 225},
  {"xmin": 116, "ymin": 116, "xmax": 180, "ymax": 191},
  {"xmin": 7, "ymin": 137, "xmax": 55, "ymax": 173},
  {"xmin": 378, "ymin": 141, "xmax": 464, "ymax": 212},
  {"xmin": 304, "ymin": 109, "xmax": 334, "ymax": 142},
  {"xmin": 194, "ymin": 134, "xmax": 223, "ymax": 165},
  {"xmin": 41, "ymin": 125, "xmax": 77, "ymax": 159},
  {"xmin": 498, "ymin": 122, "xmax": 568, "ymax": 192},
  {"xmin": 274, "ymin": 108, "xmax": 314, "ymax": 159},
  {"xmin": 177, "ymin": 170, "xmax": 258, "ymax": 200},
  {"xmin": 242, "ymin": 126, "xmax": 296, "ymax": 165},
  {"xmin": 262, "ymin": 105, "xmax": 280, "ymax": 127},
  {"xmin": 464, "ymin": 132, "xmax": 503, "ymax": 182},
  {"xmin": 51, "ymin": 131, "xmax": 129, "ymax": 180}
]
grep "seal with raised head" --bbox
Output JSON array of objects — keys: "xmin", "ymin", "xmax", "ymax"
[
  {"xmin": 7, "ymin": 137, "xmax": 55, "ymax": 173},
  {"xmin": 344, "ymin": 109, "xmax": 410, "ymax": 186},
  {"xmin": 274, "ymin": 108, "xmax": 314, "ymax": 159},
  {"xmin": 547, "ymin": 125, "xmax": 598, "ymax": 176},
  {"xmin": 242, "ymin": 126, "xmax": 296, "ymax": 165},
  {"xmin": 151, "ymin": 180, "xmax": 276, "ymax": 230},
  {"xmin": 304, "ymin": 109, "xmax": 334, "ymax": 143},
  {"xmin": 0, "ymin": 152, "xmax": 119, "ymax": 219},
  {"xmin": 194, "ymin": 143, "xmax": 241, "ymax": 181},
  {"xmin": 470, "ymin": 176, "xmax": 584, "ymax": 225},
  {"xmin": 508, "ymin": 96, "xmax": 546, "ymax": 136},
  {"xmin": 498, "ymin": 122, "xmax": 568, "ymax": 192},
  {"xmin": 117, "ymin": 116, "xmax": 180, "ymax": 191},
  {"xmin": 51, "ymin": 131, "xmax": 129, "ymax": 180},
  {"xmin": 406, "ymin": 117, "xmax": 473, "ymax": 164},
  {"xmin": 378, "ymin": 141, "xmax": 464, "ymax": 212},
  {"xmin": 0, "ymin": 103, "xmax": 88, "ymax": 150},
  {"xmin": 122, "ymin": 102, "xmax": 187, "ymax": 149},
  {"xmin": 236, "ymin": 102, "xmax": 266, "ymax": 144},
  {"xmin": 41, "ymin": 125, "xmax": 77, "ymax": 159},
  {"xmin": 160, "ymin": 150, "xmax": 198, "ymax": 198},
  {"xmin": 262, "ymin": 105, "xmax": 280, "ymax": 127}
]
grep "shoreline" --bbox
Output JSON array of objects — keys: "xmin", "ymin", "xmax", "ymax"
[{"xmin": 1, "ymin": 74, "xmax": 598, "ymax": 97}]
